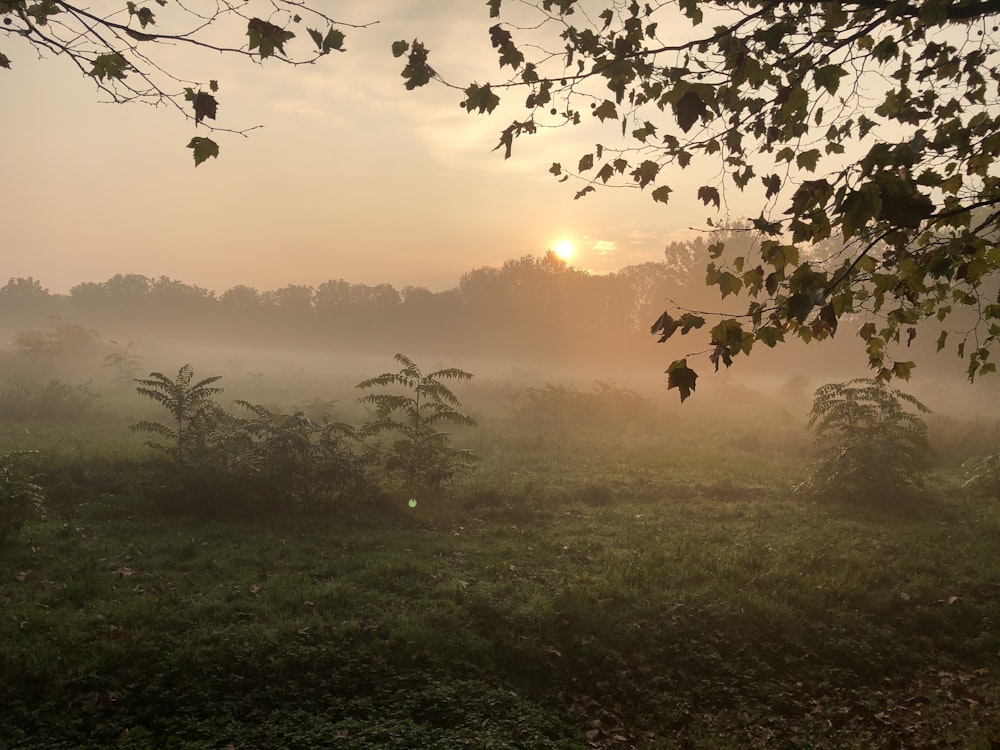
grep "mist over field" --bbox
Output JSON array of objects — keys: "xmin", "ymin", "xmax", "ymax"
[{"xmin": 1, "ymin": 249, "xmax": 999, "ymax": 749}]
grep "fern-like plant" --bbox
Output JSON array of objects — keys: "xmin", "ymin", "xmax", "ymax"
[
  {"xmin": 798, "ymin": 378, "xmax": 931, "ymax": 503},
  {"xmin": 357, "ymin": 354, "xmax": 477, "ymax": 489},
  {"xmin": 131, "ymin": 364, "xmax": 224, "ymax": 462}
]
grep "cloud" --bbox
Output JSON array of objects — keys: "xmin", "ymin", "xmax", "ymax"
[
  {"xmin": 626, "ymin": 229, "xmax": 662, "ymax": 245},
  {"xmin": 591, "ymin": 240, "xmax": 617, "ymax": 255}
]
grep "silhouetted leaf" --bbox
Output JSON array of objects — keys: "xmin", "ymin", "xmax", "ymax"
[
  {"xmin": 651, "ymin": 185, "xmax": 672, "ymax": 204},
  {"xmin": 463, "ymin": 83, "xmax": 500, "ymax": 113},
  {"xmin": 187, "ymin": 136, "xmax": 219, "ymax": 166},
  {"xmin": 786, "ymin": 294, "xmax": 814, "ymax": 324},
  {"xmin": 594, "ymin": 100, "xmax": 617, "ymax": 121},
  {"xmin": 698, "ymin": 185, "xmax": 720, "ymax": 209},
  {"xmin": 666, "ymin": 359, "xmax": 698, "ymax": 402},
  {"xmin": 674, "ymin": 89, "xmax": 705, "ymax": 133},
  {"xmin": 185, "ymin": 89, "xmax": 217, "ymax": 125},
  {"xmin": 90, "ymin": 53, "xmax": 129, "ymax": 80},
  {"xmin": 246, "ymin": 18, "xmax": 294, "ymax": 59}
]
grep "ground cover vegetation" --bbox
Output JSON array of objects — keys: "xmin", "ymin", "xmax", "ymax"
[{"xmin": 1, "ymin": 346, "xmax": 998, "ymax": 748}]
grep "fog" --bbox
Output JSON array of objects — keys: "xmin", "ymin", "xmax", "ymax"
[{"xmin": 2, "ymin": 237, "xmax": 999, "ymax": 438}]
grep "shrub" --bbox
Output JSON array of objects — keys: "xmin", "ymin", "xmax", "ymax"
[
  {"xmin": 0, "ymin": 379, "xmax": 100, "ymax": 420},
  {"xmin": 358, "ymin": 354, "xmax": 477, "ymax": 490},
  {"xmin": 0, "ymin": 451, "xmax": 45, "ymax": 545},
  {"xmin": 797, "ymin": 378, "xmax": 931, "ymax": 503},
  {"xmin": 131, "ymin": 366, "xmax": 372, "ymax": 515},
  {"xmin": 232, "ymin": 401, "xmax": 374, "ymax": 512}
]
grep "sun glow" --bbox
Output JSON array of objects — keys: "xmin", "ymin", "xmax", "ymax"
[{"xmin": 553, "ymin": 240, "xmax": 575, "ymax": 261}]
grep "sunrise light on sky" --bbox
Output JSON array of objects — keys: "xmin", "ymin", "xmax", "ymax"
[{"xmin": 3, "ymin": 1, "xmax": 727, "ymax": 295}]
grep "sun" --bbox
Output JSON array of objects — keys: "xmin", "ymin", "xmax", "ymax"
[{"xmin": 553, "ymin": 239, "xmax": 575, "ymax": 261}]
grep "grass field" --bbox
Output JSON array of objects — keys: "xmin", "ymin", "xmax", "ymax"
[{"xmin": 1, "ymin": 376, "xmax": 999, "ymax": 749}]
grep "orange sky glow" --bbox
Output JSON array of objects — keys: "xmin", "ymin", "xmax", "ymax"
[{"xmin": 3, "ymin": 1, "xmax": 732, "ymax": 296}]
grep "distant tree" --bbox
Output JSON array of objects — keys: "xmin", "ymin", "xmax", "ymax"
[
  {"xmin": 216, "ymin": 285, "xmax": 265, "ymax": 342},
  {"xmin": 0, "ymin": 277, "xmax": 55, "ymax": 322},
  {"xmin": 68, "ymin": 274, "xmax": 152, "ymax": 326},
  {"xmin": 0, "ymin": 277, "xmax": 48, "ymax": 302},
  {"xmin": 146, "ymin": 277, "xmax": 216, "ymax": 332},
  {"xmin": 397, "ymin": 1, "xmax": 1000, "ymax": 399},
  {"xmin": 1, "ymin": 0, "xmax": 370, "ymax": 164}
]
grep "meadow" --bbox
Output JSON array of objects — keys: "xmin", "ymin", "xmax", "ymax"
[{"xmin": 1, "ymin": 360, "xmax": 999, "ymax": 749}]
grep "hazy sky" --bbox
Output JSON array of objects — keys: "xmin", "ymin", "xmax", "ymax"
[{"xmin": 3, "ymin": 1, "xmax": 729, "ymax": 295}]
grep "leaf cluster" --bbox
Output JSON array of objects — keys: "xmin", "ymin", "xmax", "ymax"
[
  {"xmin": 1, "ymin": 0, "xmax": 363, "ymax": 163},
  {"xmin": 399, "ymin": 1, "xmax": 1000, "ymax": 399}
]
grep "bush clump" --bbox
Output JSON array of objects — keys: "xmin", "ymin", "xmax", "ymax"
[{"xmin": 797, "ymin": 378, "xmax": 931, "ymax": 504}]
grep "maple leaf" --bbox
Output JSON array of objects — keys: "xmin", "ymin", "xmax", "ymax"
[
  {"xmin": 666, "ymin": 359, "xmax": 698, "ymax": 402},
  {"xmin": 631, "ymin": 160, "xmax": 660, "ymax": 188},
  {"xmin": 246, "ymin": 18, "xmax": 295, "ymax": 59},
  {"xmin": 709, "ymin": 344, "xmax": 733, "ymax": 372},
  {"xmin": 674, "ymin": 89, "xmax": 706, "ymax": 133},
  {"xmin": 650, "ymin": 311, "xmax": 680, "ymax": 342},
  {"xmin": 400, "ymin": 41, "xmax": 435, "ymax": 89},
  {"xmin": 651, "ymin": 185, "xmax": 672, "ymax": 204},
  {"xmin": 698, "ymin": 185, "xmax": 721, "ymax": 209},
  {"xmin": 463, "ymin": 83, "xmax": 500, "ymax": 113},
  {"xmin": 185, "ymin": 89, "xmax": 217, "ymax": 125},
  {"xmin": 90, "ymin": 53, "xmax": 129, "ymax": 81},
  {"xmin": 186, "ymin": 136, "xmax": 219, "ymax": 166},
  {"xmin": 594, "ymin": 100, "xmax": 617, "ymax": 121},
  {"xmin": 786, "ymin": 293, "xmax": 815, "ymax": 324}
]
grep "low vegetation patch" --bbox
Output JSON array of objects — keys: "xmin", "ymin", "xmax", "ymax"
[
  {"xmin": 1, "ymin": 444, "xmax": 998, "ymax": 747},
  {"xmin": 0, "ymin": 361, "xmax": 998, "ymax": 747}
]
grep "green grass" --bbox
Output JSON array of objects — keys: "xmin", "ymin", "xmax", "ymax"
[{"xmin": 1, "ymin": 405, "xmax": 999, "ymax": 748}]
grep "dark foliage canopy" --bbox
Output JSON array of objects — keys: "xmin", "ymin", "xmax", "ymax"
[
  {"xmin": 397, "ymin": 0, "xmax": 1000, "ymax": 400},
  {"xmin": 0, "ymin": 0, "xmax": 363, "ymax": 164}
]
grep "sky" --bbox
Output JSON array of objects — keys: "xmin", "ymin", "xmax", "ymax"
[{"xmin": 2, "ymin": 0, "xmax": 730, "ymax": 296}]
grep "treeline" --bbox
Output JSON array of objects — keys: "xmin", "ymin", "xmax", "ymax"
[
  {"xmin": 0, "ymin": 252, "xmax": 699, "ymax": 366},
  {"xmin": 1, "ymin": 229, "xmax": 970, "ymax": 380}
]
